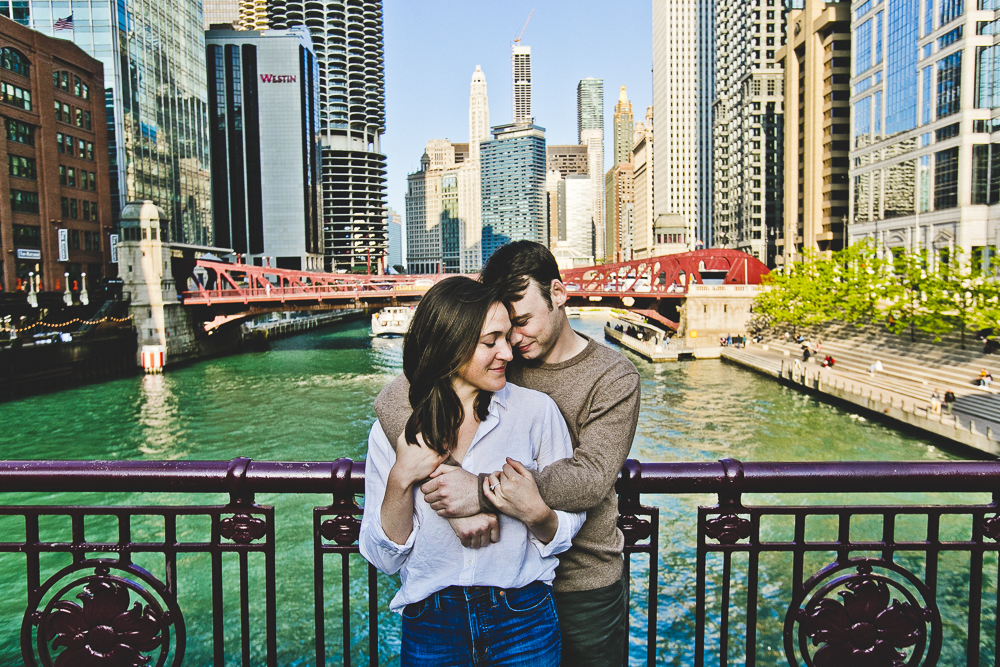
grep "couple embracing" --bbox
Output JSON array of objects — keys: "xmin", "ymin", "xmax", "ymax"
[{"xmin": 359, "ymin": 241, "xmax": 641, "ymax": 666}]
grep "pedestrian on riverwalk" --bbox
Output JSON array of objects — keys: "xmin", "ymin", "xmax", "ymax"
[
  {"xmin": 801, "ymin": 345, "xmax": 811, "ymax": 362},
  {"xmin": 944, "ymin": 389, "xmax": 956, "ymax": 415},
  {"xmin": 979, "ymin": 368, "xmax": 993, "ymax": 388},
  {"xmin": 822, "ymin": 355, "xmax": 836, "ymax": 368},
  {"xmin": 930, "ymin": 388, "xmax": 942, "ymax": 415},
  {"xmin": 868, "ymin": 359, "xmax": 883, "ymax": 377}
]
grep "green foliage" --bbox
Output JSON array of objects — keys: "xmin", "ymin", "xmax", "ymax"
[{"xmin": 754, "ymin": 242, "xmax": 1000, "ymax": 343}]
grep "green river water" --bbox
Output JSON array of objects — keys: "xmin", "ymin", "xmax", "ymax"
[{"xmin": 0, "ymin": 314, "xmax": 993, "ymax": 665}]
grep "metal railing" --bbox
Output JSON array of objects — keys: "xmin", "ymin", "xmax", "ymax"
[{"xmin": 1, "ymin": 458, "xmax": 999, "ymax": 666}]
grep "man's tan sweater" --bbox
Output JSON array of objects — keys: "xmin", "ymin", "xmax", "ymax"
[{"xmin": 373, "ymin": 334, "xmax": 641, "ymax": 593}]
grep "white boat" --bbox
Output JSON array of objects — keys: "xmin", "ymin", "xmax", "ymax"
[{"xmin": 371, "ymin": 306, "xmax": 414, "ymax": 337}]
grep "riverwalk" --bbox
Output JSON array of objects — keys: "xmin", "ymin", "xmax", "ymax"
[{"xmin": 722, "ymin": 324, "xmax": 1000, "ymax": 457}]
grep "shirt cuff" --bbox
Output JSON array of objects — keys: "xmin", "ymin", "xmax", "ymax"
[
  {"xmin": 370, "ymin": 512, "xmax": 418, "ymax": 555},
  {"xmin": 535, "ymin": 509, "xmax": 582, "ymax": 558}
]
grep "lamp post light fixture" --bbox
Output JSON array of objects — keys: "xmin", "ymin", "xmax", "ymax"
[{"xmin": 63, "ymin": 271, "xmax": 73, "ymax": 306}]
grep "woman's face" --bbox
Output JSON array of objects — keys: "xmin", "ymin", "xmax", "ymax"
[{"xmin": 453, "ymin": 302, "xmax": 513, "ymax": 396}]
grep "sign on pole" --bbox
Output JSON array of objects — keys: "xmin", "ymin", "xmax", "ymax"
[
  {"xmin": 110, "ymin": 233, "xmax": 119, "ymax": 263},
  {"xmin": 58, "ymin": 229, "xmax": 69, "ymax": 261}
]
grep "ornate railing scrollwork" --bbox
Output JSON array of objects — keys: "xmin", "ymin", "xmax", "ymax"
[
  {"xmin": 219, "ymin": 513, "xmax": 267, "ymax": 544},
  {"xmin": 784, "ymin": 558, "xmax": 941, "ymax": 667},
  {"xmin": 22, "ymin": 561, "xmax": 184, "ymax": 667},
  {"xmin": 319, "ymin": 457, "xmax": 363, "ymax": 547}
]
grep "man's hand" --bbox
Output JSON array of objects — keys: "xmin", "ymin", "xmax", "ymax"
[
  {"xmin": 421, "ymin": 465, "xmax": 482, "ymax": 517},
  {"xmin": 448, "ymin": 514, "xmax": 500, "ymax": 549}
]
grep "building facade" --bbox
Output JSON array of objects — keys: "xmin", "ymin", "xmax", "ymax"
[
  {"xmin": 848, "ymin": 0, "xmax": 1000, "ymax": 261},
  {"xmin": 632, "ymin": 107, "xmax": 657, "ymax": 257},
  {"xmin": 512, "ymin": 44, "xmax": 531, "ymax": 123},
  {"xmin": 778, "ymin": 0, "xmax": 851, "ymax": 265},
  {"xmin": 25, "ymin": 0, "xmax": 212, "ymax": 245},
  {"xmin": 204, "ymin": 0, "xmax": 240, "ymax": 30},
  {"xmin": 0, "ymin": 18, "xmax": 112, "ymax": 295},
  {"xmin": 480, "ymin": 121, "xmax": 546, "ymax": 262},
  {"xmin": 266, "ymin": 0, "xmax": 386, "ymax": 272},
  {"xmin": 652, "ymin": 0, "xmax": 716, "ymax": 249},
  {"xmin": 461, "ymin": 65, "xmax": 488, "ymax": 272},
  {"xmin": 553, "ymin": 173, "xmax": 593, "ymax": 267},
  {"xmin": 205, "ymin": 27, "xmax": 322, "ymax": 270},
  {"xmin": 712, "ymin": 0, "xmax": 788, "ymax": 266},
  {"xmin": 578, "ymin": 77, "xmax": 605, "ymax": 260},
  {"xmin": 606, "ymin": 86, "xmax": 635, "ymax": 261},
  {"xmin": 546, "ymin": 144, "xmax": 589, "ymax": 176},
  {"xmin": 385, "ymin": 204, "xmax": 401, "ymax": 269}
]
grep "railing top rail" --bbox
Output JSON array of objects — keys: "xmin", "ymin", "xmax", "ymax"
[{"xmin": 0, "ymin": 458, "xmax": 998, "ymax": 495}]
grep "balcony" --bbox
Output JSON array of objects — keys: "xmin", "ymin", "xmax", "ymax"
[{"xmin": 1, "ymin": 458, "xmax": 998, "ymax": 666}]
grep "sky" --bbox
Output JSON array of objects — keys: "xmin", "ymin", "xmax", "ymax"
[{"xmin": 382, "ymin": 0, "xmax": 655, "ymax": 217}]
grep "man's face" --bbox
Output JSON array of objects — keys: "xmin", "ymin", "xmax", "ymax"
[{"xmin": 509, "ymin": 280, "xmax": 562, "ymax": 362}]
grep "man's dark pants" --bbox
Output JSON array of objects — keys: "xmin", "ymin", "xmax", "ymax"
[{"xmin": 552, "ymin": 565, "xmax": 629, "ymax": 667}]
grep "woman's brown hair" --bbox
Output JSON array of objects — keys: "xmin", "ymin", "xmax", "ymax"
[{"xmin": 402, "ymin": 276, "xmax": 498, "ymax": 455}]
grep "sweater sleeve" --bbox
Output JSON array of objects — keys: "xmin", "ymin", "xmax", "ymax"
[
  {"xmin": 374, "ymin": 373, "xmax": 412, "ymax": 450},
  {"xmin": 532, "ymin": 370, "xmax": 641, "ymax": 513}
]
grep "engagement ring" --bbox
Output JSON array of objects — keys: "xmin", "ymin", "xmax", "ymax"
[{"xmin": 490, "ymin": 482, "xmax": 500, "ymax": 492}]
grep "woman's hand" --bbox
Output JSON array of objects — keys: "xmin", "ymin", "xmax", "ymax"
[
  {"xmin": 391, "ymin": 432, "xmax": 448, "ymax": 488},
  {"xmin": 484, "ymin": 457, "xmax": 559, "ymax": 543}
]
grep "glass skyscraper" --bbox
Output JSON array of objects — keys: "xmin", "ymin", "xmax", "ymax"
[
  {"xmin": 480, "ymin": 121, "xmax": 546, "ymax": 263},
  {"xmin": 26, "ymin": 0, "xmax": 213, "ymax": 244},
  {"xmin": 849, "ymin": 0, "xmax": 1000, "ymax": 261}
]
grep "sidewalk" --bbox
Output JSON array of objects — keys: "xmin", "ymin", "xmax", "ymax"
[{"xmin": 722, "ymin": 345, "xmax": 1000, "ymax": 457}]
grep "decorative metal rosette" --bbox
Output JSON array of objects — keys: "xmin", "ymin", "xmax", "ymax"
[
  {"xmin": 784, "ymin": 558, "xmax": 941, "ymax": 667},
  {"xmin": 704, "ymin": 513, "xmax": 752, "ymax": 545},
  {"xmin": 21, "ymin": 561, "xmax": 184, "ymax": 667}
]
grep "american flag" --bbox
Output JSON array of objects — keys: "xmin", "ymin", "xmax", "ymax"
[{"xmin": 53, "ymin": 14, "xmax": 73, "ymax": 31}]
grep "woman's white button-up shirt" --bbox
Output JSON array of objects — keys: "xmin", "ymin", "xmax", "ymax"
[{"xmin": 359, "ymin": 383, "xmax": 585, "ymax": 613}]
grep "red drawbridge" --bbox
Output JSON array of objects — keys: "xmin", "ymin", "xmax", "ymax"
[{"xmin": 178, "ymin": 249, "xmax": 769, "ymax": 329}]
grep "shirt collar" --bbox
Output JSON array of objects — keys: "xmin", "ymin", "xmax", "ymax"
[{"xmin": 489, "ymin": 384, "xmax": 511, "ymax": 413}]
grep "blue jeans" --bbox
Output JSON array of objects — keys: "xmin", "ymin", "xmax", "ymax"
[{"xmin": 400, "ymin": 581, "xmax": 560, "ymax": 667}]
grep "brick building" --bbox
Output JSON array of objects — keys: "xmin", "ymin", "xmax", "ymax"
[{"xmin": 0, "ymin": 16, "xmax": 111, "ymax": 297}]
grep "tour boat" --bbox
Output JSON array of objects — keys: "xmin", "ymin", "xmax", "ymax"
[{"xmin": 370, "ymin": 306, "xmax": 414, "ymax": 337}]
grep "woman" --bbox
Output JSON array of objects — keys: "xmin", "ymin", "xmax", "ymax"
[{"xmin": 359, "ymin": 276, "xmax": 583, "ymax": 666}]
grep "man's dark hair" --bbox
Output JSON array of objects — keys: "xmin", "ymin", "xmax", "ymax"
[
  {"xmin": 402, "ymin": 276, "xmax": 497, "ymax": 455},
  {"xmin": 479, "ymin": 241, "xmax": 561, "ymax": 308}
]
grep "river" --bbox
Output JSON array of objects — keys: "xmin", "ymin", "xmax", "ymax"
[{"xmin": 0, "ymin": 313, "xmax": 987, "ymax": 665}]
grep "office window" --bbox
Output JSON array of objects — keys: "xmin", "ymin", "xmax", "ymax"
[
  {"xmin": 81, "ymin": 83, "xmax": 89, "ymax": 100},
  {"xmin": 81, "ymin": 139, "xmax": 88, "ymax": 159},
  {"xmin": 919, "ymin": 154, "xmax": 932, "ymax": 211},
  {"xmin": 56, "ymin": 133, "xmax": 64, "ymax": 153},
  {"xmin": 69, "ymin": 198, "xmax": 78, "ymax": 219},
  {"xmin": 74, "ymin": 108, "xmax": 82, "ymax": 127},
  {"xmin": 977, "ymin": 45, "xmax": 1000, "ymax": 108},
  {"xmin": 0, "ymin": 47, "xmax": 29, "ymax": 77},
  {"xmin": 84, "ymin": 230, "xmax": 92, "ymax": 250},
  {"xmin": 936, "ymin": 122, "xmax": 960, "ymax": 140},
  {"xmin": 6, "ymin": 119, "xmax": 32, "ymax": 145},
  {"xmin": 82, "ymin": 200, "xmax": 90, "ymax": 220},
  {"xmin": 940, "ymin": 0, "xmax": 963, "ymax": 25},
  {"xmin": 73, "ymin": 75, "xmax": 81, "ymax": 97},
  {"xmin": 0, "ymin": 82, "xmax": 30, "ymax": 110},
  {"xmin": 924, "ymin": 0, "xmax": 935, "ymax": 35},
  {"xmin": 938, "ymin": 26, "xmax": 963, "ymax": 48},
  {"xmin": 886, "ymin": 0, "xmax": 920, "ymax": 135},
  {"xmin": 875, "ymin": 11, "xmax": 884, "ymax": 64},
  {"xmin": 58, "ymin": 165, "xmax": 66, "ymax": 185},
  {"xmin": 885, "ymin": 159, "xmax": 916, "ymax": 217},
  {"xmin": 82, "ymin": 111, "xmax": 91, "ymax": 130},
  {"xmin": 934, "ymin": 146, "xmax": 960, "ymax": 209},
  {"xmin": 856, "ymin": 19, "xmax": 873, "ymax": 75},
  {"xmin": 65, "ymin": 136, "xmax": 74, "ymax": 156},
  {"xmin": 855, "ymin": 95, "xmax": 872, "ymax": 146},
  {"xmin": 90, "ymin": 201, "xmax": 98, "ymax": 221},
  {"xmin": 972, "ymin": 143, "xmax": 1000, "ymax": 203},
  {"xmin": 10, "ymin": 189, "xmax": 38, "ymax": 213},
  {"xmin": 53, "ymin": 99, "xmax": 61, "ymax": 121},
  {"xmin": 72, "ymin": 229, "xmax": 80, "ymax": 249},
  {"xmin": 937, "ymin": 51, "xmax": 962, "ymax": 117},
  {"xmin": 60, "ymin": 196, "xmax": 69, "ymax": 217},
  {"xmin": 873, "ymin": 91, "xmax": 883, "ymax": 137},
  {"xmin": 12, "ymin": 223, "xmax": 40, "ymax": 247},
  {"xmin": 88, "ymin": 171, "xmax": 95, "ymax": 191},
  {"xmin": 8, "ymin": 154, "xmax": 35, "ymax": 179},
  {"xmin": 67, "ymin": 167, "xmax": 75, "ymax": 188},
  {"xmin": 59, "ymin": 71, "xmax": 68, "ymax": 90}
]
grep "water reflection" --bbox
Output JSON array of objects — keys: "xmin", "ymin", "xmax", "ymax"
[{"xmin": 136, "ymin": 373, "xmax": 185, "ymax": 458}]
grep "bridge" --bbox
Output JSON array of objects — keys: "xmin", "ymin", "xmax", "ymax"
[{"xmin": 175, "ymin": 248, "xmax": 770, "ymax": 330}]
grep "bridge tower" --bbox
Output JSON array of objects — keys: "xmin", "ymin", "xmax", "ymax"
[{"xmin": 117, "ymin": 201, "xmax": 199, "ymax": 369}]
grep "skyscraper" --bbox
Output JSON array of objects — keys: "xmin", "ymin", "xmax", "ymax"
[
  {"xmin": 712, "ymin": 0, "xmax": 787, "ymax": 266},
  {"xmin": 480, "ymin": 121, "xmax": 546, "ymax": 262},
  {"xmin": 777, "ymin": 0, "xmax": 850, "ymax": 265},
  {"xmin": 26, "ymin": 0, "xmax": 213, "ymax": 244},
  {"xmin": 512, "ymin": 45, "xmax": 531, "ymax": 122},
  {"xmin": 385, "ymin": 205, "xmax": 402, "ymax": 269},
  {"xmin": 652, "ymin": 0, "xmax": 715, "ymax": 249},
  {"xmin": 578, "ymin": 78, "xmax": 605, "ymax": 260},
  {"xmin": 266, "ymin": 0, "xmax": 386, "ymax": 271},
  {"xmin": 605, "ymin": 86, "xmax": 635, "ymax": 261},
  {"xmin": 847, "ymin": 0, "xmax": 999, "ymax": 263},
  {"xmin": 206, "ymin": 27, "xmax": 322, "ymax": 270},
  {"xmin": 632, "ymin": 107, "xmax": 656, "ymax": 257},
  {"xmin": 461, "ymin": 65, "xmax": 489, "ymax": 271}
]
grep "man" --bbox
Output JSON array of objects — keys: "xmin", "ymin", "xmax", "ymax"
[{"xmin": 374, "ymin": 241, "xmax": 641, "ymax": 666}]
